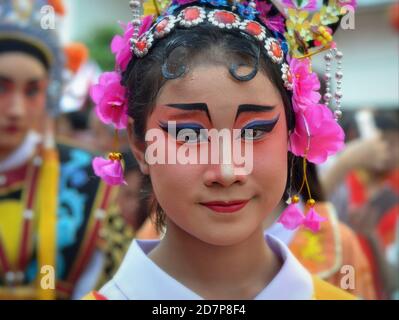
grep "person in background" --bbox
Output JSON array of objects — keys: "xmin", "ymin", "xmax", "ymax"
[
  {"xmin": 0, "ymin": 0, "xmax": 113, "ymax": 299},
  {"xmin": 321, "ymin": 110, "xmax": 399, "ymax": 299}
]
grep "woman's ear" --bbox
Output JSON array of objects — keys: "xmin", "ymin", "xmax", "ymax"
[{"xmin": 128, "ymin": 118, "xmax": 149, "ymax": 175}]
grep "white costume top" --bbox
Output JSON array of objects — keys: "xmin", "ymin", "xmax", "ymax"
[{"xmin": 99, "ymin": 234, "xmax": 314, "ymax": 300}]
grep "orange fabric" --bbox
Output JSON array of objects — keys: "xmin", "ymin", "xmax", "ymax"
[
  {"xmin": 290, "ymin": 202, "xmax": 376, "ymax": 300},
  {"xmin": 312, "ymin": 276, "xmax": 357, "ymax": 300},
  {"xmin": 333, "ymin": 223, "xmax": 376, "ymax": 299},
  {"xmin": 64, "ymin": 43, "xmax": 89, "ymax": 74}
]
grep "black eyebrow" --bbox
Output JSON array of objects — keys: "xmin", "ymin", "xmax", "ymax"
[
  {"xmin": 235, "ymin": 104, "xmax": 275, "ymax": 121},
  {"xmin": 164, "ymin": 103, "xmax": 211, "ymax": 121}
]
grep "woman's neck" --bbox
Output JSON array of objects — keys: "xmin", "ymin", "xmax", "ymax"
[{"xmin": 148, "ymin": 220, "xmax": 282, "ymax": 299}]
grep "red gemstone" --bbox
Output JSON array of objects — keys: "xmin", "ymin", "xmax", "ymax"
[
  {"xmin": 156, "ymin": 18, "xmax": 169, "ymax": 32},
  {"xmin": 136, "ymin": 40, "xmax": 147, "ymax": 51},
  {"xmin": 214, "ymin": 11, "xmax": 236, "ymax": 24},
  {"xmin": 246, "ymin": 22, "xmax": 262, "ymax": 36},
  {"xmin": 271, "ymin": 42, "xmax": 282, "ymax": 57},
  {"xmin": 184, "ymin": 8, "xmax": 200, "ymax": 21}
]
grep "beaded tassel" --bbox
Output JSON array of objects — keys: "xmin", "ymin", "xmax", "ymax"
[{"xmin": 323, "ymin": 48, "xmax": 344, "ymax": 120}]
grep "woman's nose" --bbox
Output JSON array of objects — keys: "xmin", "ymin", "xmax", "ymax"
[
  {"xmin": 8, "ymin": 91, "xmax": 26, "ymax": 119},
  {"xmin": 203, "ymin": 136, "xmax": 249, "ymax": 187}
]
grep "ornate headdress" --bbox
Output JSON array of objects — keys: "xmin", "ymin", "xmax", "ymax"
[{"xmin": 91, "ymin": 0, "xmax": 357, "ymax": 232}]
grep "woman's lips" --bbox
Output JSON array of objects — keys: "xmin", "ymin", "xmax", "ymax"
[{"xmin": 200, "ymin": 199, "xmax": 250, "ymax": 213}]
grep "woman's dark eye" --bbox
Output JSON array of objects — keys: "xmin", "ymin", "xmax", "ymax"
[
  {"xmin": 176, "ymin": 127, "xmax": 208, "ymax": 143},
  {"xmin": 159, "ymin": 121, "xmax": 208, "ymax": 144},
  {"xmin": 241, "ymin": 128, "xmax": 266, "ymax": 140},
  {"xmin": 240, "ymin": 117, "xmax": 279, "ymax": 141}
]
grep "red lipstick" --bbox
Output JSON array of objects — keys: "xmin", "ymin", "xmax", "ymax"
[{"xmin": 200, "ymin": 199, "xmax": 250, "ymax": 213}]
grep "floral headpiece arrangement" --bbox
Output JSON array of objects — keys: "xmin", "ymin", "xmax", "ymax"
[{"xmin": 91, "ymin": 0, "xmax": 357, "ymax": 232}]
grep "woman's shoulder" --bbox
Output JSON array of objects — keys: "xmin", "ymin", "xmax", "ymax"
[{"xmin": 312, "ymin": 276, "xmax": 357, "ymax": 300}]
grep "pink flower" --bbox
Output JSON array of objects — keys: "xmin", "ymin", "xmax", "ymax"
[
  {"xmin": 259, "ymin": 14, "xmax": 286, "ymax": 34},
  {"xmin": 111, "ymin": 16, "xmax": 153, "ymax": 71},
  {"xmin": 303, "ymin": 207, "xmax": 326, "ymax": 232},
  {"xmin": 278, "ymin": 203, "xmax": 305, "ymax": 230},
  {"xmin": 282, "ymin": 0, "xmax": 317, "ymax": 10},
  {"xmin": 256, "ymin": 1, "xmax": 286, "ymax": 34},
  {"xmin": 111, "ymin": 22, "xmax": 134, "ymax": 71},
  {"xmin": 92, "ymin": 156, "xmax": 126, "ymax": 186},
  {"xmin": 139, "ymin": 15, "xmax": 153, "ymax": 36},
  {"xmin": 90, "ymin": 72, "xmax": 128, "ymax": 129},
  {"xmin": 256, "ymin": 1, "xmax": 272, "ymax": 16},
  {"xmin": 289, "ymin": 104, "xmax": 345, "ymax": 164},
  {"xmin": 289, "ymin": 57, "xmax": 321, "ymax": 112}
]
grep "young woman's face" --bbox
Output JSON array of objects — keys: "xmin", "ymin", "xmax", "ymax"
[
  {"xmin": 134, "ymin": 64, "xmax": 288, "ymax": 246},
  {"xmin": 0, "ymin": 52, "xmax": 48, "ymax": 153}
]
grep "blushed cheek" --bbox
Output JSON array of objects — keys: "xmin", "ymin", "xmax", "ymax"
[{"xmin": 252, "ymin": 129, "xmax": 288, "ymax": 206}]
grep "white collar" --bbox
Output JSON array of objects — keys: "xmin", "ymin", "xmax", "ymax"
[
  {"xmin": 0, "ymin": 131, "xmax": 41, "ymax": 172},
  {"xmin": 100, "ymin": 234, "xmax": 314, "ymax": 300}
]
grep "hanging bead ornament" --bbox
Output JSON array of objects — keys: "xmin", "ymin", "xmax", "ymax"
[
  {"xmin": 130, "ymin": 0, "xmax": 143, "ymax": 40},
  {"xmin": 130, "ymin": 0, "xmax": 149, "ymax": 57},
  {"xmin": 280, "ymin": 117, "xmax": 326, "ymax": 232},
  {"xmin": 334, "ymin": 48, "xmax": 344, "ymax": 120},
  {"xmin": 323, "ymin": 48, "xmax": 344, "ymax": 120}
]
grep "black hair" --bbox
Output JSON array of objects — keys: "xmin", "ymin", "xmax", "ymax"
[
  {"xmin": 122, "ymin": 18, "xmax": 296, "ymax": 232},
  {"xmin": 121, "ymin": 148, "xmax": 153, "ymax": 231}
]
